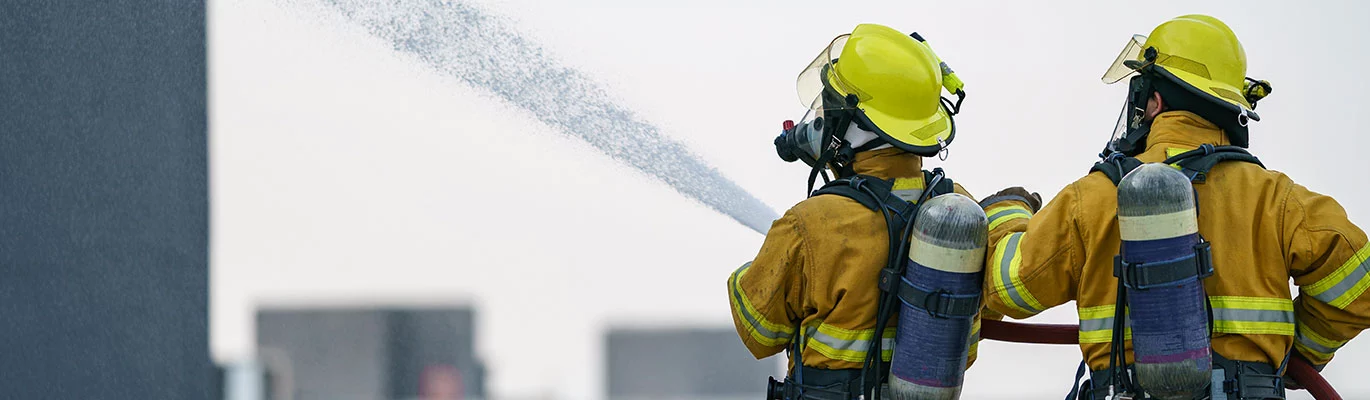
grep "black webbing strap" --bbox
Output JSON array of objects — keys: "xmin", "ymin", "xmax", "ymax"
[
  {"xmin": 1163, "ymin": 144, "xmax": 1265, "ymax": 183},
  {"xmin": 811, "ymin": 175, "xmax": 917, "ymax": 219},
  {"xmin": 1065, "ymin": 361, "xmax": 1090, "ymax": 400},
  {"xmin": 1092, "ymin": 144, "xmax": 1264, "ymax": 186},
  {"xmin": 897, "ymin": 277, "xmax": 981, "ymax": 318},
  {"xmin": 811, "ymin": 172, "xmax": 956, "ymax": 218},
  {"xmin": 1113, "ymin": 242, "xmax": 1215, "ymax": 290}
]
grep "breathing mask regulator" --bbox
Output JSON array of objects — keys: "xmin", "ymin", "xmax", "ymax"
[
  {"xmin": 774, "ymin": 30, "xmax": 967, "ymax": 195},
  {"xmin": 1101, "ymin": 37, "xmax": 1273, "ymax": 159},
  {"xmin": 772, "ymin": 89, "xmax": 876, "ymax": 194}
]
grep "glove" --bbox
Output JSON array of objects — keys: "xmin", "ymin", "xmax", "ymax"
[
  {"xmin": 1284, "ymin": 351, "xmax": 1325, "ymax": 391},
  {"xmin": 980, "ymin": 187, "xmax": 1042, "ymax": 212},
  {"xmin": 1285, "ymin": 376, "xmax": 1304, "ymax": 391}
]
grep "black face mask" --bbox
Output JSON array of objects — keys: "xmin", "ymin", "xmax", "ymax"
[
  {"xmin": 774, "ymin": 92, "xmax": 865, "ymax": 194},
  {"xmin": 774, "ymin": 112, "xmax": 838, "ymax": 168}
]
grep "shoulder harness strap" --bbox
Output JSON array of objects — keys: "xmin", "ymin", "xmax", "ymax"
[
  {"xmin": 811, "ymin": 175, "xmax": 904, "ymax": 215},
  {"xmin": 810, "ymin": 171, "xmax": 956, "ymax": 221},
  {"xmin": 1091, "ymin": 144, "xmax": 1264, "ymax": 186},
  {"xmin": 1163, "ymin": 144, "xmax": 1265, "ymax": 183}
]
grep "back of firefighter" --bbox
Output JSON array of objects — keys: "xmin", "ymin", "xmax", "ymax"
[
  {"xmin": 727, "ymin": 23, "xmax": 992, "ymax": 399},
  {"xmin": 978, "ymin": 14, "xmax": 1370, "ymax": 399},
  {"xmin": 730, "ymin": 149, "xmax": 978, "ymax": 369}
]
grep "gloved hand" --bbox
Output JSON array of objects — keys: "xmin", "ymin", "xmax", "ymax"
[
  {"xmin": 1284, "ymin": 351, "xmax": 1325, "ymax": 391},
  {"xmin": 980, "ymin": 187, "xmax": 1042, "ymax": 212},
  {"xmin": 1285, "ymin": 376, "xmax": 1304, "ymax": 391}
]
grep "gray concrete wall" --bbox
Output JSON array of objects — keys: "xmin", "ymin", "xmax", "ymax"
[
  {"xmin": 0, "ymin": 1, "xmax": 210, "ymax": 399},
  {"xmin": 606, "ymin": 328, "xmax": 781, "ymax": 399},
  {"xmin": 257, "ymin": 308, "xmax": 486, "ymax": 400}
]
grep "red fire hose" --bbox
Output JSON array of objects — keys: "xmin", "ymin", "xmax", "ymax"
[{"xmin": 980, "ymin": 319, "xmax": 1341, "ymax": 400}]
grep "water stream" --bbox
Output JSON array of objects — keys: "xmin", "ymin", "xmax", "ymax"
[{"xmin": 306, "ymin": 0, "xmax": 778, "ymax": 234}]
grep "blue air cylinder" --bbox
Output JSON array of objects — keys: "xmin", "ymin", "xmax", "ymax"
[
  {"xmin": 1116, "ymin": 163, "xmax": 1212, "ymax": 399},
  {"xmin": 890, "ymin": 194, "xmax": 987, "ymax": 400}
]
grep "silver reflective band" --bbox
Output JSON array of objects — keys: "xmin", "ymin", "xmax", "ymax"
[
  {"xmin": 1211, "ymin": 308, "xmax": 1293, "ymax": 324},
  {"xmin": 1308, "ymin": 255, "xmax": 1370, "ymax": 308},
  {"xmin": 802, "ymin": 325, "xmax": 895, "ymax": 362},
  {"xmin": 729, "ymin": 263, "xmax": 792, "ymax": 342},
  {"xmin": 1080, "ymin": 315, "xmax": 1132, "ymax": 333},
  {"xmin": 987, "ymin": 208, "xmax": 1030, "ymax": 223},
  {"xmin": 998, "ymin": 233, "xmax": 1042, "ymax": 314}
]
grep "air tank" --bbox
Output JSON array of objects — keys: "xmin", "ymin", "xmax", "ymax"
[
  {"xmin": 1116, "ymin": 163, "xmax": 1212, "ymax": 399},
  {"xmin": 890, "ymin": 193, "xmax": 987, "ymax": 400}
]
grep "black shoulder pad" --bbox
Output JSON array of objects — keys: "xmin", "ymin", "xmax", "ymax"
[
  {"xmin": 812, "ymin": 179, "xmax": 879, "ymax": 212},
  {"xmin": 1090, "ymin": 156, "xmax": 1145, "ymax": 186},
  {"xmin": 812, "ymin": 175, "xmax": 920, "ymax": 220},
  {"xmin": 923, "ymin": 169, "xmax": 956, "ymax": 197}
]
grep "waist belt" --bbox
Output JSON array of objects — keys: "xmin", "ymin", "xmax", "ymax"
[
  {"xmin": 767, "ymin": 366, "xmax": 887, "ymax": 400},
  {"xmin": 797, "ymin": 366, "xmax": 865, "ymax": 387},
  {"xmin": 1078, "ymin": 354, "xmax": 1284, "ymax": 400}
]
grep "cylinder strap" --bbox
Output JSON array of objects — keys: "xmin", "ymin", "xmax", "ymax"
[
  {"xmin": 1113, "ymin": 242, "xmax": 1215, "ymax": 289},
  {"xmin": 897, "ymin": 276, "xmax": 981, "ymax": 318}
]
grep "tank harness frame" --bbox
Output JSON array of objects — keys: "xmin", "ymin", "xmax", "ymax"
[
  {"xmin": 766, "ymin": 168, "xmax": 977, "ymax": 400},
  {"xmin": 1071, "ymin": 144, "xmax": 1285, "ymax": 400}
]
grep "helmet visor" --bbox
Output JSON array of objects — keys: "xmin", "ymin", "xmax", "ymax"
[
  {"xmin": 1101, "ymin": 34, "xmax": 1150, "ymax": 84},
  {"xmin": 1106, "ymin": 96, "xmax": 1130, "ymax": 152},
  {"xmin": 796, "ymin": 34, "xmax": 858, "ymax": 109}
]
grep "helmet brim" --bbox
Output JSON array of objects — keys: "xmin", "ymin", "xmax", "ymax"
[{"xmin": 856, "ymin": 100, "xmax": 954, "ymax": 157}]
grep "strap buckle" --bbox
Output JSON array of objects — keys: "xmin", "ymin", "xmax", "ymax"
[
  {"xmin": 1193, "ymin": 241, "xmax": 1215, "ymax": 279},
  {"xmin": 1214, "ymin": 354, "xmax": 1286, "ymax": 400},
  {"xmin": 878, "ymin": 268, "xmax": 898, "ymax": 293},
  {"xmin": 846, "ymin": 176, "xmax": 867, "ymax": 190},
  {"xmin": 923, "ymin": 289, "xmax": 952, "ymax": 319},
  {"xmin": 1230, "ymin": 363, "xmax": 1285, "ymax": 399},
  {"xmin": 1113, "ymin": 256, "xmax": 1140, "ymax": 289}
]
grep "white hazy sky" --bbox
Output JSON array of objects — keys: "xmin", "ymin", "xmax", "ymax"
[{"xmin": 210, "ymin": 0, "xmax": 1370, "ymax": 399}]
